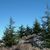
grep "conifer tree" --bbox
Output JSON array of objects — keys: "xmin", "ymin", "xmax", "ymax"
[
  {"xmin": 42, "ymin": 5, "xmax": 50, "ymax": 48},
  {"xmin": 3, "ymin": 17, "xmax": 16, "ymax": 47},
  {"xmin": 44, "ymin": 16, "xmax": 50, "ymax": 48},
  {"xmin": 18, "ymin": 25, "xmax": 25, "ymax": 38},
  {"xmin": 33, "ymin": 19, "xmax": 41, "ymax": 35},
  {"xmin": 25, "ymin": 25, "xmax": 32, "ymax": 36}
]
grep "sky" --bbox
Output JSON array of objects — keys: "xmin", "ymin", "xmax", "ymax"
[{"xmin": 0, "ymin": 0, "xmax": 50, "ymax": 39}]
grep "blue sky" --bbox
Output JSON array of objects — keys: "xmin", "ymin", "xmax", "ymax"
[{"xmin": 0, "ymin": 0, "xmax": 50, "ymax": 39}]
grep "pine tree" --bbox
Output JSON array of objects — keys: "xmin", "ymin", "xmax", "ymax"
[
  {"xmin": 18, "ymin": 25, "xmax": 25, "ymax": 38},
  {"xmin": 44, "ymin": 16, "xmax": 50, "ymax": 48},
  {"xmin": 42, "ymin": 4, "xmax": 50, "ymax": 48},
  {"xmin": 25, "ymin": 25, "xmax": 32, "ymax": 36},
  {"xmin": 33, "ymin": 19, "xmax": 41, "ymax": 35},
  {"xmin": 3, "ymin": 17, "xmax": 16, "ymax": 47}
]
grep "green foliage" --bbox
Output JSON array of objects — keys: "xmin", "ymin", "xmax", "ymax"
[
  {"xmin": 42, "ymin": 6, "xmax": 50, "ymax": 47},
  {"xmin": 33, "ymin": 19, "xmax": 41, "ymax": 34},
  {"xmin": 44, "ymin": 16, "xmax": 50, "ymax": 48},
  {"xmin": 47, "ymin": 17, "xmax": 50, "ymax": 32},
  {"xmin": 3, "ymin": 17, "xmax": 16, "ymax": 47},
  {"xmin": 25, "ymin": 25, "xmax": 32, "ymax": 36},
  {"xmin": 18, "ymin": 25, "xmax": 25, "ymax": 38}
]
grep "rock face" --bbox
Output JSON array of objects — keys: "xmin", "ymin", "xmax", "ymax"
[
  {"xmin": 16, "ymin": 43, "xmax": 32, "ymax": 50},
  {"xmin": 20, "ymin": 44, "xmax": 32, "ymax": 50},
  {"xmin": 32, "ymin": 47, "xmax": 40, "ymax": 50},
  {"xmin": 0, "ymin": 45, "xmax": 50, "ymax": 50},
  {"xmin": 21, "ymin": 34, "xmax": 43, "ymax": 48}
]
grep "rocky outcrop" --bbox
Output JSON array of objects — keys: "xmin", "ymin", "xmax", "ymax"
[{"xmin": 16, "ymin": 43, "xmax": 32, "ymax": 50}]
